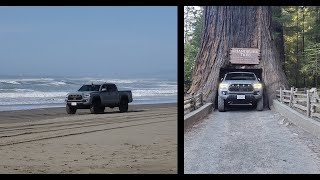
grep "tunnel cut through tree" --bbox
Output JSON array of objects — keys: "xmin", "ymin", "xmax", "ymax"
[{"xmin": 188, "ymin": 6, "xmax": 289, "ymax": 107}]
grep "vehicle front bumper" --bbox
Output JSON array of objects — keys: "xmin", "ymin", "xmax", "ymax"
[
  {"xmin": 218, "ymin": 90, "xmax": 263, "ymax": 104},
  {"xmin": 65, "ymin": 99, "xmax": 91, "ymax": 108}
]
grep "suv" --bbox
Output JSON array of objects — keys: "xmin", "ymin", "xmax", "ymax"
[
  {"xmin": 65, "ymin": 83, "xmax": 133, "ymax": 114},
  {"xmin": 218, "ymin": 72, "xmax": 263, "ymax": 112}
]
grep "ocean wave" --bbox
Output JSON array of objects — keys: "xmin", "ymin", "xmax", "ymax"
[
  {"xmin": 66, "ymin": 78, "xmax": 169, "ymax": 84},
  {"xmin": 0, "ymin": 88, "xmax": 36, "ymax": 92},
  {"xmin": 48, "ymin": 81, "xmax": 67, "ymax": 86},
  {"xmin": 132, "ymin": 89, "xmax": 177, "ymax": 97},
  {"xmin": 18, "ymin": 78, "xmax": 55, "ymax": 82},
  {"xmin": 0, "ymin": 91, "xmax": 68, "ymax": 98},
  {"xmin": 0, "ymin": 98, "xmax": 65, "ymax": 106},
  {"xmin": 0, "ymin": 80, "xmax": 21, "ymax": 85}
]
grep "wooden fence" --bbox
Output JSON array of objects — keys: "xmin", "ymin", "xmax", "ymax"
[
  {"xmin": 184, "ymin": 93, "xmax": 204, "ymax": 115},
  {"xmin": 276, "ymin": 87, "xmax": 320, "ymax": 119}
]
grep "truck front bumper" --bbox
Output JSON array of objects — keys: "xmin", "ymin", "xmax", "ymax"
[
  {"xmin": 219, "ymin": 91, "xmax": 263, "ymax": 105},
  {"xmin": 65, "ymin": 99, "xmax": 91, "ymax": 108}
]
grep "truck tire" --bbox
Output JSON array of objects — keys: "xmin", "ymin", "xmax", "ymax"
[
  {"xmin": 218, "ymin": 96, "xmax": 225, "ymax": 112},
  {"xmin": 90, "ymin": 99, "xmax": 102, "ymax": 114},
  {"xmin": 256, "ymin": 96, "xmax": 263, "ymax": 111},
  {"xmin": 100, "ymin": 107, "xmax": 105, "ymax": 113},
  {"xmin": 66, "ymin": 105, "xmax": 77, "ymax": 114},
  {"xmin": 119, "ymin": 99, "xmax": 128, "ymax": 113}
]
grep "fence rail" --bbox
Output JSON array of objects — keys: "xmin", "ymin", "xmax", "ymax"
[
  {"xmin": 184, "ymin": 93, "xmax": 203, "ymax": 114},
  {"xmin": 276, "ymin": 87, "xmax": 320, "ymax": 118}
]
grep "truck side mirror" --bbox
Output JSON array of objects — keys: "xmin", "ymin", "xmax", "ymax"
[{"xmin": 101, "ymin": 88, "xmax": 107, "ymax": 92}]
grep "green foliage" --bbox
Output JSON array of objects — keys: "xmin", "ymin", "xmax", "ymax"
[
  {"xmin": 184, "ymin": 6, "xmax": 203, "ymax": 93},
  {"xmin": 279, "ymin": 6, "xmax": 320, "ymax": 88},
  {"xmin": 184, "ymin": 43, "xmax": 197, "ymax": 81}
]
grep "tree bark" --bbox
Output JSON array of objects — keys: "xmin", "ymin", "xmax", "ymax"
[{"xmin": 187, "ymin": 6, "xmax": 288, "ymax": 107}]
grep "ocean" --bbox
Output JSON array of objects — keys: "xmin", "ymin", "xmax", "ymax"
[{"xmin": 0, "ymin": 76, "xmax": 177, "ymax": 111}]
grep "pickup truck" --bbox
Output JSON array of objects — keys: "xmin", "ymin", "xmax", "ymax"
[
  {"xmin": 218, "ymin": 72, "xmax": 263, "ymax": 112},
  {"xmin": 65, "ymin": 83, "xmax": 133, "ymax": 114}
]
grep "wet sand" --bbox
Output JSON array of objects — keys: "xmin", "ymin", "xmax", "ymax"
[{"xmin": 0, "ymin": 103, "xmax": 177, "ymax": 174}]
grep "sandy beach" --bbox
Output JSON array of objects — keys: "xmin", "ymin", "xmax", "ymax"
[{"xmin": 0, "ymin": 103, "xmax": 177, "ymax": 174}]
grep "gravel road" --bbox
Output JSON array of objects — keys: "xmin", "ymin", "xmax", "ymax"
[{"xmin": 184, "ymin": 106, "xmax": 320, "ymax": 174}]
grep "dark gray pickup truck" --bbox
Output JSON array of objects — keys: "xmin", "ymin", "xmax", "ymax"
[{"xmin": 65, "ymin": 83, "xmax": 133, "ymax": 114}]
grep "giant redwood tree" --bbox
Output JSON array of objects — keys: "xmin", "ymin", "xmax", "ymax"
[{"xmin": 188, "ymin": 6, "xmax": 288, "ymax": 107}]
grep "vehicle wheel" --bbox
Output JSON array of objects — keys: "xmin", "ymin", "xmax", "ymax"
[
  {"xmin": 90, "ymin": 99, "xmax": 102, "ymax": 114},
  {"xmin": 119, "ymin": 99, "xmax": 128, "ymax": 113},
  {"xmin": 256, "ymin": 96, "xmax": 263, "ymax": 111},
  {"xmin": 218, "ymin": 96, "xmax": 225, "ymax": 112},
  {"xmin": 99, "ymin": 107, "xmax": 105, "ymax": 113},
  {"xmin": 66, "ymin": 105, "xmax": 77, "ymax": 114}
]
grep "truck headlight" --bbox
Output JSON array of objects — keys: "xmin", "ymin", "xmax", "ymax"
[
  {"xmin": 84, "ymin": 94, "xmax": 91, "ymax": 98},
  {"xmin": 219, "ymin": 83, "xmax": 228, "ymax": 89},
  {"xmin": 253, "ymin": 83, "xmax": 262, "ymax": 89}
]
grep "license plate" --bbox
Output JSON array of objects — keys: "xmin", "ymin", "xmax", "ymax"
[
  {"xmin": 237, "ymin": 95, "xmax": 245, "ymax": 99},
  {"xmin": 71, "ymin": 102, "xmax": 77, "ymax": 106}
]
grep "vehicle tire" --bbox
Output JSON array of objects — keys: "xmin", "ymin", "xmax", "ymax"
[
  {"xmin": 66, "ymin": 105, "xmax": 77, "ymax": 114},
  {"xmin": 119, "ymin": 99, "xmax": 128, "ymax": 113},
  {"xmin": 218, "ymin": 96, "xmax": 225, "ymax": 112},
  {"xmin": 256, "ymin": 96, "xmax": 263, "ymax": 111},
  {"xmin": 90, "ymin": 99, "xmax": 102, "ymax": 114},
  {"xmin": 99, "ymin": 107, "xmax": 105, "ymax": 113}
]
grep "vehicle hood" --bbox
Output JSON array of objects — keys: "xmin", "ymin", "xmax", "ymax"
[
  {"xmin": 222, "ymin": 80, "xmax": 260, "ymax": 85},
  {"xmin": 67, "ymin": 91, "xmax": 98, "ymax": 96}
]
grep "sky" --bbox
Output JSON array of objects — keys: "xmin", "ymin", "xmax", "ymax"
[{"xmin": 0, "ymin": 6, "xmax": 177, "ymax": 79}]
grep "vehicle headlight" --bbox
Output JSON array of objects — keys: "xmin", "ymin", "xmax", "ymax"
[
  {"xmin": 84, "ymin": 94, "xmax": 91, "ymax": 98},
  {"xmin": 219, "ymin": 83, "xmax": 228, "ymax": 89},
  {"xmin": 253, "ymin": 83, "xmax": 262, "ymax": 89}
]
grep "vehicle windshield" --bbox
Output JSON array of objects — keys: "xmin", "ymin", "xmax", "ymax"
[
  {"xmin": 78, "ymin": 85, "xmax": 101, "ymax": 91},
  {"xmin": 225, "ymin": 73, "xmax": 256, "ymax": 80}
]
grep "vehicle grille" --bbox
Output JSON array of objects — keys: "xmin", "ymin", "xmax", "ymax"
[
  {"xmin": 68, "ymin": 94, "xmax": 82, "ymax": 100},
  {"xmin": 228, "ymin": 84, "xmax": 253, "ymax": 92}
]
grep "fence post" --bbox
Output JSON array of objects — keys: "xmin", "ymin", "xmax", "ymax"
[
  {"xmin": 280, "ymin": 87, "xmax": 283, "ymax": 103},
  {"xmin": 290, "ymin": 87, "xmax": 294, "ymax": 107},
  {"xmin": 304, "ymin": 87, "xmax": 307, "ymax": 94},
  {"xmin": 314, "ymin": 88, "xmax": 318, "ymax": 99},
  {"xmin": 191, "ymin": 95, "xmax": 196, "ymax": 111},
  {"xmin": 307, "ymin": 90, "xmax": 311, "ymax": 117},
  {"xmin": 295, "ymin": 88, "xmax": 298, "ymax": 92}
]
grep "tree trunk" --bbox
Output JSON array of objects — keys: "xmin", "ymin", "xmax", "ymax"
[{"xmin": 187, "ymin": 6, "xmax": 288, "ymax": 107}]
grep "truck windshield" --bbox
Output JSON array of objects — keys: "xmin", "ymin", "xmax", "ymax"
[
  {"xmin": 225, "ymin": 73, "xmax": 256, "ymax": 80},
  {"xmin": 78, "ymin": 85, "xmax": 101, "ymax": 91}
]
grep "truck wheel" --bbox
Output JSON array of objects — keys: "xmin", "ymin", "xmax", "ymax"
[
  {"xmin": 119, "ymin": 99, "xmax": 128, "ymax": 113},
  {"xmin": 90, "ymin": 99, "xmax": 102, "ymax": 114},
  {"xmin": 218, "ymin": 96, "xmax": 225, "ymax": 112},
  {"xmin": 256, "ymin": 96, "xmax": 263, "ymax": 111},
  {"xmin": 66, "ymin": 105, "xmax": 77, "ymax": 114},
  {"xmin": 100, "ymin": 107, "xmax": 105, "ymax": 113}
]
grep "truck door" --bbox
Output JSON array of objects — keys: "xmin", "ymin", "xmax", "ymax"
[
  {"xmin": 107, "ymin": 84, "xmax": 119, "ymax": 105},
  {"xmin": 100, "ymin": 84, "xmax": 111, "ymax": 105}
]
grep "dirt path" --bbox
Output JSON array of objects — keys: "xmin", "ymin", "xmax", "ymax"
[
  {"xmin": 0, "ymin": 104, "xmax": 177, "ymax": 174},
  {"xmin": 184, "ymin": 107, "xmax": 320, "ymax": 174}
]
